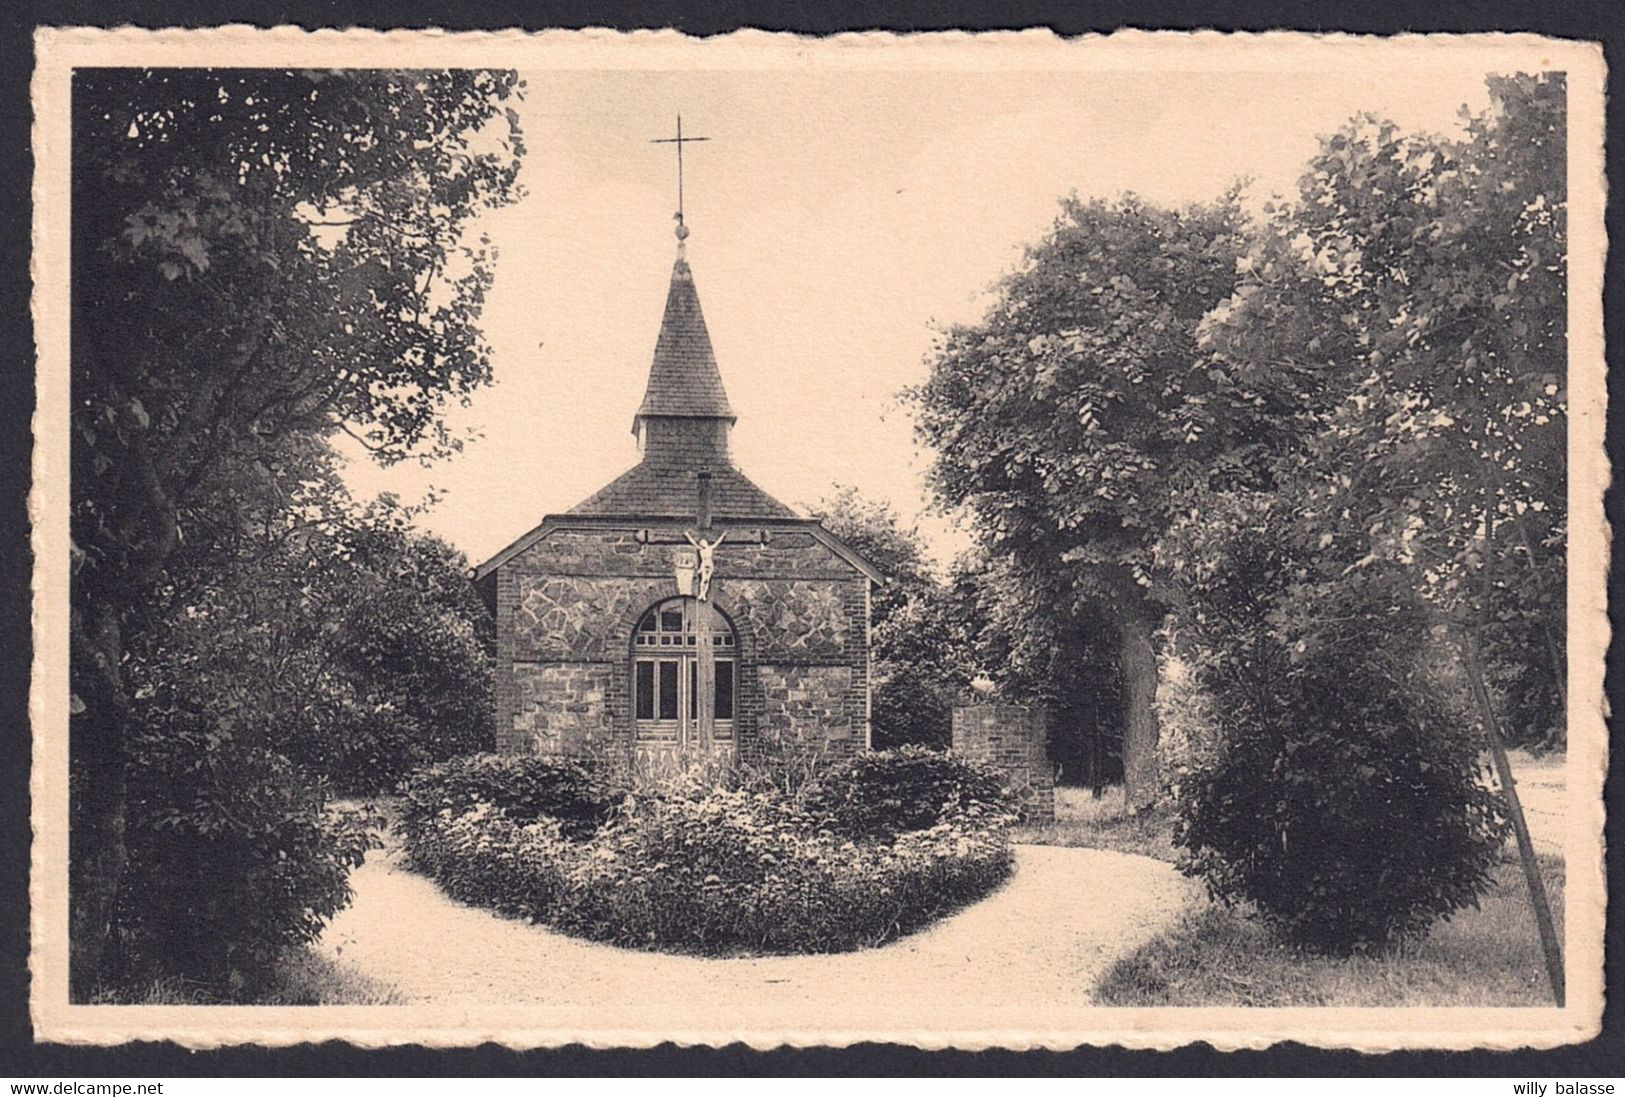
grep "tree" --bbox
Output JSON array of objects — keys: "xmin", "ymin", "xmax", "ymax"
[
  {"xmin": 911, "ymin": 193, "xmax": 1317, "ymax": 808},
  {"xmin": 1196, "ymin": 76, "xmax": 1565, "ymax": 742},
  {"xmin": 807, "ymin": 488, "xmax": 974, "ymax": 748},
  {"xmin": 1174, "ymin": 73, "xmax": 1566, "ymax": 995},
  {"xmin": 290, "ymin": 516, "xmax": 494, "ymax": 791},
  {"xmin": 110, "ymin": 421, "xmax": 492, "ymax": 993},
  {"xmin": 807, "ymin": 487, "xmax": 934, "ymax": 627},
  {"xmin": 139, "ymin": 445, "xmax": 494, "ymax": 796},
  {"xmin": 70, "ymin": 69, "xmax": 524, "ymax": 993}
]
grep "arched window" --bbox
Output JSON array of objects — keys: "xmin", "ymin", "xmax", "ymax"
[{"xmin": 632, "ymin": 597, "xmax": 735, "ymax": 741}]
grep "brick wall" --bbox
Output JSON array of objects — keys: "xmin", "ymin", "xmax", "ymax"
[{"xmin": 951, "ymin": 704, "xmax": 1055, "ymax": 823}]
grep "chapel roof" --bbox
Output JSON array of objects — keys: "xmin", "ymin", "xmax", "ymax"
[
  {"xmin": 471, "ymin": 216, "xmax": 879, "ymax": 586},
  {"xmin": 633, "ymin": 256, "xmax": 735, "ymax": 426},
  {"xmin": 567, "ymin": 460, "xmax": 797, "ymax": 520},
  {"xmin": 564, "ymin": 232, "xmax": 793, "ymax": 522}
]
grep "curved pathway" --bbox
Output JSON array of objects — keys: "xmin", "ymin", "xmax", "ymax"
[{"xmin": 316, "ymin": 837, "xmax": 1196, "ymax": 1035}]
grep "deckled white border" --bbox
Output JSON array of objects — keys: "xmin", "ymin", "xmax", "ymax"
[{"xmin": 28, "ymin": 25, "xmax": 1610, "ymax": 1051}]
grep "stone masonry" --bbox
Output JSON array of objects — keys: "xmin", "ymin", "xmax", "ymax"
[
  {"xmin": 488, "ymin": 521, "xmax": 872, "ymax": 768},
  {"xmin": 952, "ymin": 704, "xmax": 1056, "ymax": 823}
]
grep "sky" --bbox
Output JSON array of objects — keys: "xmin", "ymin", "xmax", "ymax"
[{"xmin": 338, "ymin": 65, "xmax": 1497, "ymax": 569}]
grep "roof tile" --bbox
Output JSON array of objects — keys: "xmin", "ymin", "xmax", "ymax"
[
  {"xmin": 568, "ymin": 461, "xmax": 798, "ymax": 520},
  {"xmin": 635, "ymin": 258, "xmax": 735, "ymax": 421}
]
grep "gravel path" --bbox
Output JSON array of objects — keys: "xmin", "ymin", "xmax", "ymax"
[{"xmin": 316, "ymin": 837, "xmax": 1196, "ymax": 1033}]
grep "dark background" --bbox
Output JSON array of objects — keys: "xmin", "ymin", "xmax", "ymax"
[{"xmin": 2, "ymin": 0, "xmax": 1620, "ymax": 1078}]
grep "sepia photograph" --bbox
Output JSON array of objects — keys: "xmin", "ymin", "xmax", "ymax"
[{"xmin": 26, "ymin": 27, "xmax": 1608, "ymax": 1051}]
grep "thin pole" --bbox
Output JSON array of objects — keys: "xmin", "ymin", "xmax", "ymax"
[
  {"xmin": 1465, "ymin": 459, "xmax": 1565, "ymax": 1006},
  {"xmin": 1463, "ymin": 637, "xmax": 1565, "ymax": 1006}
]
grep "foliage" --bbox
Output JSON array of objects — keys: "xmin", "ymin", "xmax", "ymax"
[
  {"xmin": 909, "ymin": 192, "xmax": 1319, "ymax": 806},
  {"xmin": 398, "ymin": 753, "xmax": 624, "ymax": 842},
  {"xmin": 112, "ymin": 709, "xmax": 376, "ymax": 992},
  {"xmin": 1152, "ymin": 630, "xmax": 1222, "ymax": 797},
  {"xmin": 110, "ymin": 444, "xmax": 494, "ymax": 991},
  {"xmin": 913, "ymin": 192, "xmax": 1269, "ymax": 585},
  {"xmin": 954, "ymin": 549, "xmax": 1123, "ymax": 785},
  {"xmin": 137, "ymin": 445, "xmax": 494, "ymax": 795},
  {"xmin": 1143, "ymin": 74, "xmax": 1563, "ymax": 956},
  {"xmin": 1160, "ymin": 492, "xmax": 1508, "ymax": 951},
  {"xmin": 69, "ymin": 67, "xmax": 524, "ymax": 993},
  {"xmin": 801, "ymin": 746, "xmax": 1013, "ymax": 838},
  {"xmin": 808, "ymin": 488, "xmax": 976, "ymax": 748},
  {"xmin": 285, "ymin": 515, "xmax": 496, "ymax": 791},
  {"xmin": 866, "ymin": 586, "xmax": 975, "ymax": 749},
  {"xmin": 907, "ymin": 72, "xmax": 1562, "ymax": 952},
  {"xmin": 806, "ymin": 486, "xmax": 934, "ymax": 625},
  {"xmin": 1195, "ymin": 74, "xmax": 1566, "ymax": 747},
  {"xmin": 400, "ymin": 756, "xmax": 1015, "ymax": 955}
]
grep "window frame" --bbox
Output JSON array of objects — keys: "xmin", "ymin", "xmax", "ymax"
[{"xmin": 632, "ymin": 597, "xmax": 737, "ymax": 742}]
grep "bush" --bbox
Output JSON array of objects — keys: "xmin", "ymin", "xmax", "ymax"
[
  {"xmin": 115, "ymin": 714, "xmax": 376, "ymax": 992},
  {"xmin": 282, "ymin": 693, "xmax": 430, "ymax": 798},
  {"xmin": 400, "ymin": 756, "xmax": 1015, "ymax": 955},
  {"xmin": 801, "ymin": 746, "xmax": 1013, "ymax": 838},
  {"xmin": 868, "ymin": 591, "xmax": 971, "ymax": 750},
  {"xmin": 398, "ymin": 753, "xmax": 623, "ymax": 841},
  {"xmin": 1173, "ymin": 661, "xmax": 1509, "ymax": 950},
  {"xmin": 1161, "ymin": 492, "xmax": 1509, "ymax": 952}
]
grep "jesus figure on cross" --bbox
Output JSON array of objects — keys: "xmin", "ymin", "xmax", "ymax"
[{"xmin": 684, "ymin": 529, "xmax": 726, "ymax": 601}]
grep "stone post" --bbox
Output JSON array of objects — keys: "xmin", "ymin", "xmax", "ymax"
[{"xmin": 951, "ymin": 704, "xmax": 1055, "ymax": 824}]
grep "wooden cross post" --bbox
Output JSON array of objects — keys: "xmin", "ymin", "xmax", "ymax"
[{"xmin": 691, "ymin": 472, "xmax": 717, "ymax": 756}]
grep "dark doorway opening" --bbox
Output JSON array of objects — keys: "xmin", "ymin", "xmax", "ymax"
[{"xmin": 1046, "ymin": 657, "xmax": 1123, "ymax": 790}]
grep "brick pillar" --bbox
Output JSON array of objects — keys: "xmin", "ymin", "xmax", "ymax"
[
  {"xmin": 951, "ymin": 704, "xmax": 1055, "ymax": 823},
  {"xmin": 493, "ymin": 566, "xmax": 520, "ymax": 754}
]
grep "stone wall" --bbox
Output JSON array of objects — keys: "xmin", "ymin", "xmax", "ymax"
[
  {"xmin": 724, "ymin": 578, "xmax": 849, "ymax": 661},
  {"xmin": 951, "ymin": 704, "xmax": 1055, "ymax": 823},
  {"xmin": 512, "ymin": 661, "xmax": 616, "ymax": 756},
  {"xmin": 493, "ymin": 519, "xmax": 870, "ymax": 762},
  {"xmin": 513, "ymin": 574, "xmax": 670, "ymax": 661},
  {"xmin": 756, "ymin": 664, "xmax": 855, "ymax": 752}
]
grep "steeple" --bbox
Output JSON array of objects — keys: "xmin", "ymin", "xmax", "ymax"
[
  {"xmin": 631, "ymin": 206, "xmax": 738, "ymax": 473},
  {"xmin": 634, "ymin": 114, "xmax": 734, "ymax": 455},
  {"xmin": 633, "ymin": 242, "xmax": 736, "ymax": 433},
  {"xmin": 570, "ymin": 223, "xmax": 791, "ymax": 520}
]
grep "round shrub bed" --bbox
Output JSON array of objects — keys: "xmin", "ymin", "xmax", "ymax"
[{"xmin": 398, "ymin": 749, "xmax": 1016, "ymax": 955}]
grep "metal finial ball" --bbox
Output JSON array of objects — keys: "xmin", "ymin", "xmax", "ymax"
[{"xmin": 675, "ymin": 221, "xmax": 690, "ymax": 241}]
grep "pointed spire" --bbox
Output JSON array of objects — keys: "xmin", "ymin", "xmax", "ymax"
[{"xmin": 633, "ymin": 238, "xmax": 736, "ymax": 430}]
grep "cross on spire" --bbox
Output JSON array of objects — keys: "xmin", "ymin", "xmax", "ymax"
[{"xmin": 651, "ymin": 114, "xmax": 710, "ymax": 238}]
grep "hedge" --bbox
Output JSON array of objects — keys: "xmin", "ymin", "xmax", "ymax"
[{"xmin": 398, "ymin": 750, "xmax": 1016, "ymax": 955}]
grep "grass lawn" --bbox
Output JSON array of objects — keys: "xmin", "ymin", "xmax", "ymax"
[
  {"xmin": 1020, "ymin": 767, "xmax": 1567, "ymax": 1007},
  {"xmin": 1095, "ymin": 852, "xmax": 1565, "ymax": 1007},
  {"xmin": 1012, "ymin": 783, "xmax": 1179, "ymax": 862},
  {"xmin": 92, "ymin": 945, "xmax": 403, "ymax": 1005}
]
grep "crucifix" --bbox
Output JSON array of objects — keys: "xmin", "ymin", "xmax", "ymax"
[
  {"xmin": 682, "ymin": 470, "xmax": 723, "ymax": 753},
  {"xmin": 684, "ymin": 529, "xmax": 726, "ymax": 602},
  {"xmin": 650, "ymin": 114, "xmax": 710, "ymax": 243}
]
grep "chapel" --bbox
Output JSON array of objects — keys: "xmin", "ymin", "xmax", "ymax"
[{"xmin": 472, "ymin": 213, "xmax": 879, "ymax": 773}]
